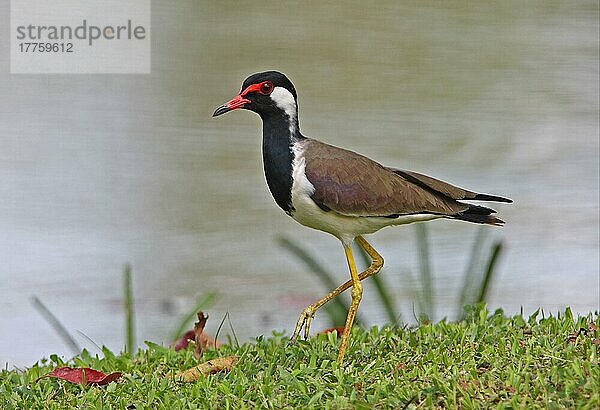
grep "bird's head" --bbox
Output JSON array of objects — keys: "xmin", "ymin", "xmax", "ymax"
[{"xmin": 213, "ymin": 71, "xmax": 298, "ymax": 121}]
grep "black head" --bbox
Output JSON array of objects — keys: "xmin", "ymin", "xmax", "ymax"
[{"xmin": 212, "ymin": 71, "xmax": 298, "ymax": 119}]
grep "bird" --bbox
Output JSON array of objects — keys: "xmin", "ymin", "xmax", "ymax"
[{"xmin": 213, "ymin": 71, "xmax": 512, "ymax": 362}]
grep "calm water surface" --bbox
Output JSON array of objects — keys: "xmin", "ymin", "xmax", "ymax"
[{"xmin": 1, "ymin": 1, "xmax": 598, "ymax": 366}]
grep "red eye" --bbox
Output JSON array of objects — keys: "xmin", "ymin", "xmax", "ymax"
[{"xmin": 259, "ymin": 81, "xmax": 273, "ymax": 95}]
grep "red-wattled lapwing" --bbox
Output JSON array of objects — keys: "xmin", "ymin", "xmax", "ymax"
[{"xmin": 213, "ymin": 71, "xmax": 512, "ymax": 362}]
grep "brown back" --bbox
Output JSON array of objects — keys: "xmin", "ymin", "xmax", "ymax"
[{"xmin": 301, "ymin": 139, "xmax": 469, "ymax": 217}]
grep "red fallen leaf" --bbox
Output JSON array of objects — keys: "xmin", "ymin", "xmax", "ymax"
[
  {"xmin": 173, "ymin": 330, "xmax": 196, "ymax": 351},
  {"xmin": 318, "ymin": 327, "xmax": 345, "ymax": 335},
  {"xmin": 37, "ymin": 367, "xmax": 121, "ymax": 386}
]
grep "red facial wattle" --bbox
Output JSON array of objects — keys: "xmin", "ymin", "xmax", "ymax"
[{"xmin": 212, "ymin": 81, "xmax": 274, "ymax": 117}]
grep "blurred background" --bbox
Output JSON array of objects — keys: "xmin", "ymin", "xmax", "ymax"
[{"xmin": 1, "ymin": 1, "xmax": 598, "ymax": 367}]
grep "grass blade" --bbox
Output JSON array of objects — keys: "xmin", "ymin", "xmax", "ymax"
[
  {"xmin": 475, "ymin": 240, "xmax": 503, "ymax": 303},
  {"xmin": 371, "ymin": 275, "xmax": 399, "ymax": 325},
  {"xmin": 279, "ymin": 236, "xmax": 338, "ymax": 291},
  {"xmin": 123, "ymin": 263, "xmax": 136, "ymax": 355},
  {"xmin": 31, "ymin": 296, "xmax": 81, "ymax": 356},
  {"xmin": 458, "ymin": 227, "xmax": 488, "ymax": 312},
  {"xmin": 415, "ymin": 224, "xmax": 433, "ymax": 320}
]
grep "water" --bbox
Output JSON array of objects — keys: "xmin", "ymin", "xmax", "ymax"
[{"xmin": 1, "ymin": 1, "xmax": 598, "ymax": 367}]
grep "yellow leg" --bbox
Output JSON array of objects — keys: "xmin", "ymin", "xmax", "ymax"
[
  {"xmin": 337, "ymin": 244, "xmax": 361, "ymax": 362},
  {"xmin": 289, "ymin": 236, "xmax": 384, "ymax": 361}
]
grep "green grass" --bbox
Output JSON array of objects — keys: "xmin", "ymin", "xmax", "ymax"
[{"xmin": 2, "ymin": 306, "xmax": 598, "ymax": 409}]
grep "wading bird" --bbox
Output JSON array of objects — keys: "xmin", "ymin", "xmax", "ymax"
[{"xmin": 213, "ymin": 71, "xmax": 511, "ymax": 362}]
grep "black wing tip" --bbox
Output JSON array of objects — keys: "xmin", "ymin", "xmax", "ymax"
[
  {"xmin": 473, "ymin": 193, "xmax": 513, "ymax": 203},
  {"xmin": 455, "ymin": 213, "xmax": 506, "ymax": 226},
  {"xmin": 486, "ymin": 216, "xmax": 505, "ymax": 226},
  {"xmin": 455, "ymin": 204, "xmax": 506, "ymax": 226}
]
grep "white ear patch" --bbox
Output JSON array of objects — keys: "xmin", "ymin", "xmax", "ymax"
[{"xmin": 270, "ymin": 86, "xmax": 297, "ymax": 134}]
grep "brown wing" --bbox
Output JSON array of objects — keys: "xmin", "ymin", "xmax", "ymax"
[{"xmin": 301, "ymin": 139, "xmax": 469, "ymax": 217}]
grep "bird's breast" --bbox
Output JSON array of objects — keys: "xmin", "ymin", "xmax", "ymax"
[{"xmin": 289, "ymin": 143, "xmax": 380, "ymax": 243}]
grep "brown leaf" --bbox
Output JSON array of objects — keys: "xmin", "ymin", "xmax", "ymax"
[
  {"xmin": 194, "ymin": 311, "xmax": 208, "ymax": 359},
  {"xmin": 37, "ymin": 367, "xmax": 121, "ymax": 386},
  {"xmin": 173, "ymin": 356, "xmax": 239, "ymax": 382},
  {"xmin": 196, "ymin": 332, "xmax": 221, "ymax": 355},
  {"xmin": 589, "ymin": 323, "xmax": 598, "ymax": 332},
  {"xmin": 171, "ymin": 311, "xmax": 222, "ymax": 354}
]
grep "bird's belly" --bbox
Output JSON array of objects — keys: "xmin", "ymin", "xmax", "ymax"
[{"xmin": 290, "ymin": 191, "xmax": 440, "ymax": 244}]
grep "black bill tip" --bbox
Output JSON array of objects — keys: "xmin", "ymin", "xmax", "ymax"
[{"xmin": 212, "ymin": 105, "xmax": 230, "ymax": 117}]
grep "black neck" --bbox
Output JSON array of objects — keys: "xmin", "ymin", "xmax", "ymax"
[{"xmin": 261, "ymin": 112, "xmax": 303, "ymax": 215}]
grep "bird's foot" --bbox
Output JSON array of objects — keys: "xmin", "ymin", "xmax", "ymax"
[{"xmin": 287, "ymin": 306, "xmax": 315, "ymax": 346}]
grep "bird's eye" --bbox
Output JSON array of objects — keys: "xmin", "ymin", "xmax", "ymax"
[{"xmin": 259, "ymin": 81, "xmax": 273, "ymax": 95}]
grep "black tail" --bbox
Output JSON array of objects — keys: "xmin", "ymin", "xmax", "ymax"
[{"xmin": 454, "ymin": 204, "xmax": 505, "ymax": 226}]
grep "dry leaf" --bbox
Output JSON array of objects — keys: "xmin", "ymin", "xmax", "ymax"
[
  {"xmin": 173, "ymin": 356, "xmax": 239, "ymax": 382},
  {"xmin": 172, "ymin": 311, "xmax": 222, "ymax": 355},
  {"xmin": 194, "ymin": 311, "xmax": 209, "ymax": 358},
  {"xmin": 37, "ymin": 367, "xmax": 121, "ymax": 386}
]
